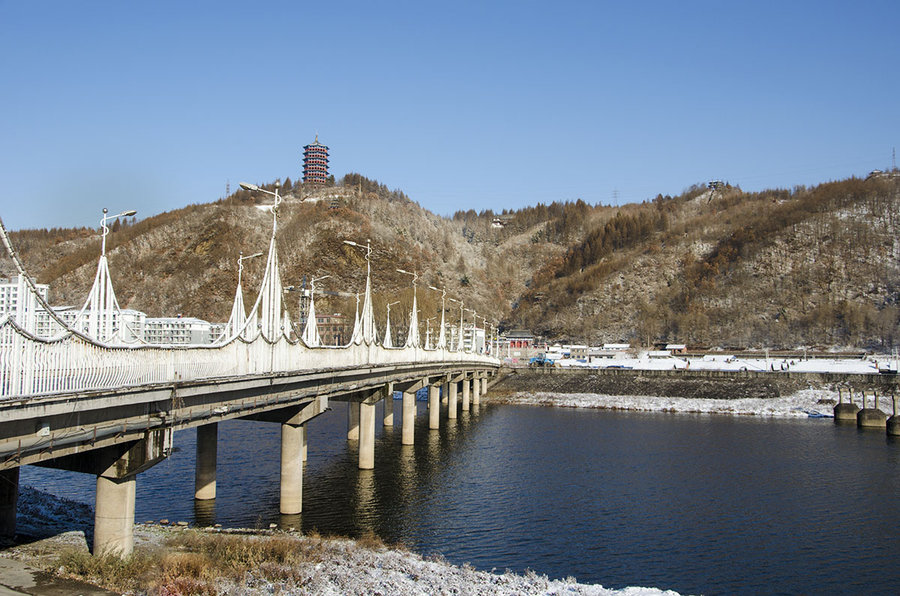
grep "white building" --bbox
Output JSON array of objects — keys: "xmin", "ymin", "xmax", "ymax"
[
  {"xmin": 144, "ymin": 317, "xmax": 217, "ymax": 345},
  {"xmin": 0, "ymin": 276, "xmax": 49, "ymax": 331}
]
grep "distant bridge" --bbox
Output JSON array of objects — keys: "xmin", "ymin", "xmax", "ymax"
[{"xmin": 0, "ymin": 193, "xmax": 501, "ymax": 556}]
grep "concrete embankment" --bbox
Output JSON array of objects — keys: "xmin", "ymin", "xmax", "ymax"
[{"xmin": 490, "ymin": 367, "xmax": 899, "ymax": 400}]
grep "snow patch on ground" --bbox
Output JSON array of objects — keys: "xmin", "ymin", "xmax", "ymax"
[{"xmin": 508, "ymin": 388, "xmax": 851, "ymax": 418}]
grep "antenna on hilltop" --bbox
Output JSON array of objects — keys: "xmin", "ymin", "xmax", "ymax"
[
  {"xmin": 226, "ymin": 179, "xmax": 230, "ymax": 199},
  {"xmin": 893, "ymin": 147, "xmax": 896, "ymax": 172}
]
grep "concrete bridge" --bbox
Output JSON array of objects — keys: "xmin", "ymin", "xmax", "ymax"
[
  {"xmin": 0, "ymin": 198, "xmax": 502, "ymax": 556},
  {"xmin": 0, "ymin": 358, "xmax": 497, "ymax": 556}
]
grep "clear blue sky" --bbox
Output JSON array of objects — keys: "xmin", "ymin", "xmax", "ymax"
[{"xmin": 1, "ymin": 0, "xmax": 898, "ymax": 230}]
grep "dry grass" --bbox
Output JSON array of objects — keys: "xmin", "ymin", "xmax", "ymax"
[{"xmin": 54, "ymin": 530, "xmax": 335, "ymax": 595}]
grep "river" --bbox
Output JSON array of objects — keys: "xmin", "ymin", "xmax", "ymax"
[{"xmin": 20, "ymin": 398, "xmax": 900, "ymax": 595}]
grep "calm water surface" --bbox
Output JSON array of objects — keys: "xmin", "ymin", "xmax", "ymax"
[{"xmin": 21, "ymin": 400, "xmax": 900, "ymax": 595}]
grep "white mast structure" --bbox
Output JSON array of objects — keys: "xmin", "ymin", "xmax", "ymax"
[
  {"xmin": 239, "ymin": 182, "xmax": 286, "ymax": 341},
  {"xmin": 397, "ymin": 269, "xmax": 419, "ymax": 348},
  {"xmin": 428, "ymin": 285, "xmax": 447, "ymax": 349},
  {"xmin": 73, "ymin": 207, "xmax": 137, "ymax": 344},
  {"xmin": 223, "ymin": 251, "xmax": 263, "ymax": 340},
  {"xmin": 301, "ymin": 274, "xmax": 329, "ymax": 347},
  {"xmin": 344, "ymin": 240, "xmax": 377, "ymax": 345},
  {"xmin": 383, "ymin": 300, "xmax": 399, "ymax": 348}
]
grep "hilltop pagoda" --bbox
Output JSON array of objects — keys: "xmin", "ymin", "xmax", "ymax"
[{"xmin": 302, "ymin": 135, "xmax": 330, "ymax": 184}]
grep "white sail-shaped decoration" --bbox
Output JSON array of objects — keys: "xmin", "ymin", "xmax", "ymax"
[
  {"xmin": 360, "ymin": 269, "xmax": 377, "ymax": 344},
  {"xmin": 405, "ymin": 291, "xmax": 419, "ymax": 348},
  {"xmin": 223, "ymin": 282, "xmax": 247, "ymax": 340},
  {"xmin": 258, "ymin": 235, "xmax": 284, "ymax": 340},
  {"xmin": 350, "ymin": 293, "xmax": 362, "ymax": 344},
  {"xmin": 436, "ymin": 303, "xmax": 447, "ymax": 349},
  {"xmin": 302, "ymin": 289, "xmax": 321, "ymax": 346},
  {"xmin": 73, "ymin": 255, "xmax": 123, "ymax": 343},
  {"xmin": 383, "ymin": 304, "xmax": 394, "ymax": 348},
  {"xmin": 457, "ymin": 308, "xmax": 465, "ymax": 352}
]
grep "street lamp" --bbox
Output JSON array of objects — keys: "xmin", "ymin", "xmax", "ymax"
[
  {"xmin": 100, "ymin": 208, "xmax": 137, "ymax": 257},
  {"xmin": 448, "ymin": 297, "xmax": 464, "ymax": 351},
  {"xmin": 384, "ymin": 300, "xmax": 400, "ymax": 348},
  {"xmin": 428, "ymin": 285, "xmax": 448, "ymax": 349},
  {"xmin": 396, "ymin": 269, "xmax": 419, "ymax": 347},
  {"xmin": 237, "ymin": 251, "xmax": 264, "ymax": 287},
  {"xmin": 343, "ymin": 239, "xmax": 372, "ymax": 275},
  {"xmin": 239, "ymin": 181, "xmax": 282, "ymax": 223}
]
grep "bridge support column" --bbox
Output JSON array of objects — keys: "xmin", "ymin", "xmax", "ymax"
[
  {"xmin": 0, "ymin": 467, "xmax": 19, "ymax": 541},
  {"xmin": 473, "ymin": 376, "xmax": 481, "ymax": 407},
  {"xmin": 280, "ymin": 423, "xmax": 304, "ymax": 514},
  {"xmin": 302, "ymin": 427, "xmax": 308, "ymax": 462},
  {"xmin": 91, "ymin": 431, "xmax": 171, "ymax": 556},
  {"xmin": 442, "ymin": 382, "xmax": 449, "ymax": 406},
  {"xmin": 194, "ymin": 422, "xmax": 217, "ymax": 501},
  {"xmin": 95, "ymin": 474, "xmax": 136, "ymax": 556},
  {"xmin": 448, "ymin": 381, "xmax": 458, "ymax": 419},
  {"xmin": 481, "ymin": 377, "xmax": 488, "ymax": 397},
  {"xmin": 359, "ymin": 402, "xmax": 376, "ymax": 469},
  {"xmin": 348, "ymin": 401, "xmax": 360, "ymax": 440},
  {"xmin": 383, "ymin": 383, "xmax": 394, "ymax": 427},
  {"xmin": 462, "ymin": 378, "xmax": 471, "ymax": 412},
  {"xmin": 429, "ymin": 385, "xmax": 440, "ymax": 430},
  {"xmin": 402, "ymin": 391, "xmax": 416, "ymax": 445}
]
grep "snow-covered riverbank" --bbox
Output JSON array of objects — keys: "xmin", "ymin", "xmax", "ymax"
[
  {"xmin": 4, "ymin": 486, "xmax": 682, "ymax": 596},
  {"xmin": 502, "ymin": 388, "xmax": 849, "ymax": 418}
]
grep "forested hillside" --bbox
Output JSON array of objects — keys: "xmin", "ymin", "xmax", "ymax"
[{"xmin": 4, "ymin": 173, "xmax": 899, "ymax": 350}]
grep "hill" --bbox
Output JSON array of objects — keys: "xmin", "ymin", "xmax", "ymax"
[{"xmin": 4, "ymin": 173, "xmax": 900, "ymax": 350}]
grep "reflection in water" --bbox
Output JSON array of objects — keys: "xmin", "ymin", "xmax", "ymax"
[
  {"xmin": 279, "ymin": 513, "xmax": 302, "ymax": 532},
  {"xmin": 354, "ymin": 470, "xmax": 376, "ymax": 534},
  {"xmin": 193, "ymin": 499, "xmax": 216, "ymax": 527}
]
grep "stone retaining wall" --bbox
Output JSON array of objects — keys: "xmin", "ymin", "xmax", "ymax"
[{"xmin": 490, "ymin": 367, "xmax": 899, "ymax": 400}]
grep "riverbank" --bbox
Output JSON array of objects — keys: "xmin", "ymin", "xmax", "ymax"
[
  {"xmin": 490, "ymin": 367, "xmax": 898, "ymax": 416},
  {"xmin": 2, "ymin": 486, "xmax": 680, "ymax": 595}
]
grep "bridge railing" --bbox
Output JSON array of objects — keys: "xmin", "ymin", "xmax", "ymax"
[{"xmin": 0, "ymin": 317, "xmax": 498, "ymax": 400}]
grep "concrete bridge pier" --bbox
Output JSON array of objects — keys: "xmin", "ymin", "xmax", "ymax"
[
  {"xmin": 0, "ymin": 467, "xmax": 19, "ymax": 541},
  {"xmin": 280, "ymin": 422, "xmax": 304, "ymax": 514},
  {"xmin": 857, "ymin": 390, "xmax": 887, "ymax": 429},
  {"xmin": 383, "ymin": 382, "xmax": 394, "ymax": 427},
  {"xmin": 481, "ymin": 376, "xmax": 488, "ymax": 396},
  {"xmin": 402, "ymin": 390, "xmax": 416, "ymax": 445},
  {"xmin": 834, "ymin": 386, "xmax": 860, "ymax": 423},
  {"xmin": 194, "ymin": 422, "xmax": 218, "ymax": 500},
  {"xmin": 429, "ymin": 385, "xmax": 440, "ymax": 430},
  {"xmin": 448, "ymin": 381, "xmax": 458, "ymax": 419},
  {"xmin": 348, "ymin": 401, "xmax": 360, "ymax": 440},
  {"xmin": 472, "ymin": 375, "xmax": 481, "ymax": 407},
  {"xmin": 92, "ymin": 430, "xmax": 172, "ymax": 556},
  {"xmin": 442, "ymin": 382, "xmax": 449, "ymax": 406},
  {"xmin": 887, "ymin": 394, "xmax": 900, "ymax": 436},
  {"xmin": 359, "ymin": 401, "xmax": 376, "ymax": 469},
  {"xmin": 241, "ymin": 397, "xmax": 326, "ymax": 515},
  {"xmin": 462, "ymin": 378, "xmax": 471, "ymax": 411}
]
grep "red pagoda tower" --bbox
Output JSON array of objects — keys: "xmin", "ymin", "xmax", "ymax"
[{"xmin": 302, "ymin": 135, "xmax": 330, "ymax": 184}]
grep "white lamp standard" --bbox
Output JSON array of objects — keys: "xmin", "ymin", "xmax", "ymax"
[
  {"xmin": 344, "ymin": 239, "xmax": 376, "ymax": 344},
  {"xmin": 448, "ymin": 297, "xmax": 464, "ymax": 352},
  {"xmin": 428, "ymin": 285, "xmax": 448, "ymax": 349},
  {"xmin": 100, "ymin": 208, "xmax": 137, "ymax": 257},
  {"xmin": 237, "ymin": 251, "xmax": 264, "ymax": 287},
  {"xmin": 384, "ymin": 300, "xmax": 400, "ymax": 348},
  {"xmin": 396, "ymin": 268, "xmax": 419, "ymax": 348}
]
